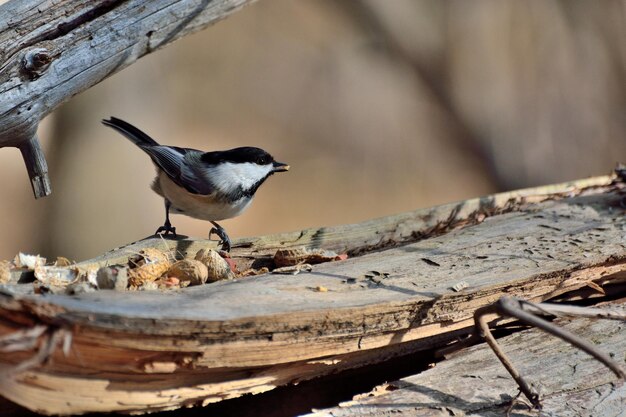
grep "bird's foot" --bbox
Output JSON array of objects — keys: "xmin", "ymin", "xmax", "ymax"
[
  {"xmin": 155, "ymin": 222, "xmax": 177, "ymax": 238},
  {"xmin": 209, "ymin": 225, "xmax": 232, "ymax": 252}
]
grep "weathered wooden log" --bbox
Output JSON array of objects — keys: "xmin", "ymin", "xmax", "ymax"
[
  {"xmin": 0, "ymin": 0, "xmax": 257, "ymax": 198},
  {"xmin": 0, "ymin": 175, "xmax": 624, "ymax": 414},
  {"xmin": 73, "ymin": 175, "xmax": 616, "ymax": 269},
  {"xmin": 308, "ymin": 300, "xmax": 626, "ymax": 416}
]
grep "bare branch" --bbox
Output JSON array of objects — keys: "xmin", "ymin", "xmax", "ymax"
[{"xmin": 0, "ymin": 0, "xmax": 257, "ymax": 198}]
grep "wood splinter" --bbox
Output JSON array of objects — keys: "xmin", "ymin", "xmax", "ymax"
[{"xmin": 441, "ymin": 297, "xmax": 626, "ymax": 409}]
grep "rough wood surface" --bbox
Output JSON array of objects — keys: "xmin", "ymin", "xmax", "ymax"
[
  {"xmin": 75, "ymin": 175, "xmax": 616, "ymax": 269},
  {"xmin": 0, "ymin": 0, "xmax": 257, "ymax": 197},
  {"xmin": 308, "ymin": 300, "xmax": 626, "ymax": 417},
  {"xmin": 0, "ymin": 176, "xmax": 624, "ymax": 414}
]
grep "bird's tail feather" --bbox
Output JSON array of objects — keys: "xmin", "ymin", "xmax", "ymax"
[{"xmin": 102, "ymin": 117, "xmax": 160, "ymax": 147}]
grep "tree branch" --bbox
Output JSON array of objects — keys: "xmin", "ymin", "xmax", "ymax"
[{"xmin": 0, "ymin": 0, "xmax": 257, "ymax": 198}]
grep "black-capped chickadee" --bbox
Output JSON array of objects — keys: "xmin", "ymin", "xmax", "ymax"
[{"xmin": 102, "ymin": 117, "xmax": 289, "ymax": 251}]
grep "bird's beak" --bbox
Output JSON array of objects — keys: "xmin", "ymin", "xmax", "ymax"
[{"xmin": 272, "ymin": 161, "xmax": 290, "ymax": 172}]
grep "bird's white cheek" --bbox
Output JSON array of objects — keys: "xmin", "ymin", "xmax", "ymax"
[{"xmin": 207, "ymin": 163, "xmax": 273, "ymax": 193}]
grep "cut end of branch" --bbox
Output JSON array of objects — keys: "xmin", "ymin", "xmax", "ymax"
[{"xmin": 30, "ymin": 173, "xmax": 52, "ymax": 199}]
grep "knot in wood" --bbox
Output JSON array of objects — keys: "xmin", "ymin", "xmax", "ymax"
[{"xmin": 22, "ymin": 48, "xmax": 52, "ymax": 80}]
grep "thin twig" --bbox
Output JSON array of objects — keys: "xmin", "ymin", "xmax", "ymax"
[
  {"xmin": 520, "ymin": 300, "xmax": 626, "ymax": 321},
  {"xmin": 505, "ymin": 390, "xmax": 533, "ymax": 417},
  {"xmin": 500, "ymin": 298, "xmax": 626, "ymax": 380},
  {"xmin": 473, "ymin": 297, "xmax": 626, "ymax": 408},
  {"xmin": 474, "ymin": 303, "xmax": 541, "ymax": 407}
]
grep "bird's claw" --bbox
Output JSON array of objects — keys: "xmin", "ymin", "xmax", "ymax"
[
  {"xmin": 155, "ymin": 224, "xmax": 177, "ymax": 238},
  {"xmin": 209, "ymin": 227, "xmax": 232, "ymax": 252}
]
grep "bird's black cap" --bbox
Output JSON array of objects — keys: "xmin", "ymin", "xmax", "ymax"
[{"xmin": 201, "ymin": 147, "xmax": 275, "ymax": 166}]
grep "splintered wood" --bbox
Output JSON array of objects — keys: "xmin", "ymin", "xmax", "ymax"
[{"xmin": 0, "ymin": 175, "xmax": 625, "ymax": 415}]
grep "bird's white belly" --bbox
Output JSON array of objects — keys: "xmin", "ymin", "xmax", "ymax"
[{"xmin": 155, "ymin": 172, "xmax": 253, "ymax": 221}]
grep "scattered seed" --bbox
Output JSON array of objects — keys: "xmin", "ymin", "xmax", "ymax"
[
  {"xmin": 451, "ymin": 281, "xmax": 469, "ymax": 292},
  {"xmin": 421, "ymin": 258, "xmax": 441, "ymax": 267}
]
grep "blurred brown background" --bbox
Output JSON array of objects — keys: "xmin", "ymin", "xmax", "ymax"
[{"xmin": 0, "ymin": 0, "xmax": 624, "ymax": 262}]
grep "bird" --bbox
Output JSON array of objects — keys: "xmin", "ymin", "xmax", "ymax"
[{"xmin": 101, "ymin": 117, "xmax": 289, "ymax": 252}]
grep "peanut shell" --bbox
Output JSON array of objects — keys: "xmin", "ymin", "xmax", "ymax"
[
  {"xmin": 167, "ymin": 260, "xmax": 208, "ymax": 286},
  {"xmin": 194, "ymin": 249, "xmax": 233, "ymax": 282}
]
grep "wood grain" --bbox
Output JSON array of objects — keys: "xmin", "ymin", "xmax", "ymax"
[
  {"xmin": 308, "ymin": 300, "xmax": 626, "ymax": 417},
  {"xmin": 0, "ymin": 176, "xmax": 624, "ymax": 414}
]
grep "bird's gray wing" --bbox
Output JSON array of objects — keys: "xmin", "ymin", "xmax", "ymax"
[
  {"xmin": 142, "ymin": 145, "xmax": 186, "ymax": 180},
  {"xmin": 178, "ymin": 152, "xmax": 215, "ymax": 195},
  {"xmin": 142, "ymin": 146, "xmax": 212, "ymax": 194}
]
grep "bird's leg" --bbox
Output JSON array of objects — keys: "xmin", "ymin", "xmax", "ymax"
[
  {"xmin": 155, "ymin": 200, "xmax": 177, "ymax": 237},
  {"xmin": 209, "ymin": 221, "xmax": 231, "ymax": 252}
]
